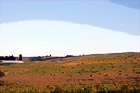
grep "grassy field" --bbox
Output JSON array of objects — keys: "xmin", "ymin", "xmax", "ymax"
[{"xmin": 0, "ymin": 52, "xmax": 140, "ymax": 93}]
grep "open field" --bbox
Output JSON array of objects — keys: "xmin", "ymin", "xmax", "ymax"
[{"xmin": 0, "ymin": 52, "xmax": 140, "ymax": 92}]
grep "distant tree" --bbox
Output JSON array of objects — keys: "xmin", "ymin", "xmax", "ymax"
[
  {"xmin": 5, "ymin": 56, "xmax": 8, "ymax": 60},
  {"xmin": 0, "ymin": 55, "xmax": 16, "ymax": 60},
  {"xmin": 0, "ymin": 57, "xmax": 4, "ymax": 60},
  {"xmin": 65, "ymin": 55, "xmax": 74, "ymax": 57},
  {"xmin": 10, "ymin": 55, "xmax": 16, "ymax": 60}
]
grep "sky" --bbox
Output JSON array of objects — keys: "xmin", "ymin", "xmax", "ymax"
[{"xmin": 0, "ymin": 0, "xmax": 140, "ymax": 56}]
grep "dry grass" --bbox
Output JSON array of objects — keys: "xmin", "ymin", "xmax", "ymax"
[{"xmin": 0, "ymin": 52, "xmax": 140, "ymax": 92}]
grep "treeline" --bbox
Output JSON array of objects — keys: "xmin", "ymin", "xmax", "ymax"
[
  {"xmin": 0, "ymin": 55, "xmax": 16, "ymax": 60},
  {"xmin": 0, "ymin": 54, "xmax": 22, "ymax": 61},
  {"xmin": 29, "ymin": 55, "xmax": 75, "ymax": 61}
]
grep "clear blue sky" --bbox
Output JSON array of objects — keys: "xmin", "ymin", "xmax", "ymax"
[{"xmin": 0, "ymin": 0, "xmax": 140, "ymax": 56}]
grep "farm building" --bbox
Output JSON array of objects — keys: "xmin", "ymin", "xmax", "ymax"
[{"xmin": 0, "ymin": 54, "xmax": 24, "ymax": 63}]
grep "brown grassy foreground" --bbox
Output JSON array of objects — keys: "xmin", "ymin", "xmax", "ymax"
[{"xmin": 0, "ymin": 52, "xmax": 140, "ymax": 92}]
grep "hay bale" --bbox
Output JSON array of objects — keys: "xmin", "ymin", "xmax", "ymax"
[{"xmin": 0, "ymin": 71, "xmax": 5, "ymax": 78}]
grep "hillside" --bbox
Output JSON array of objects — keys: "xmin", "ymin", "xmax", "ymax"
[
  {"xmin": 0, "ymin": 52, "xmax": 140, "ymax": 92},
  {"xmin": 22, "ymin": 52, "xmax": 140, "ymax": 61}
]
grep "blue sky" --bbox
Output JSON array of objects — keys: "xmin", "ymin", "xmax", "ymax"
[
  {"xmin": 109, "ymin": 0, "xmax": 140, "ymax": 9},
  {"xmin": 0, "ymin": 0, "xmax": 140, "ymax": 56},
  {"xmin": 0, "ymin": 0, "xmax": 140, "ymax": 35}
]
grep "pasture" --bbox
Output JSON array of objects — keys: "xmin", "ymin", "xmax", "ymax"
[{"xmin": 0, "ymin": 52, "xmax": 140, "ymax": 92}]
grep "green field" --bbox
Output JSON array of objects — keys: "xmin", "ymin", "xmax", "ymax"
[{"xmin": 0, "ymin": 52, "xmax": 140, "ymax": 93}]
